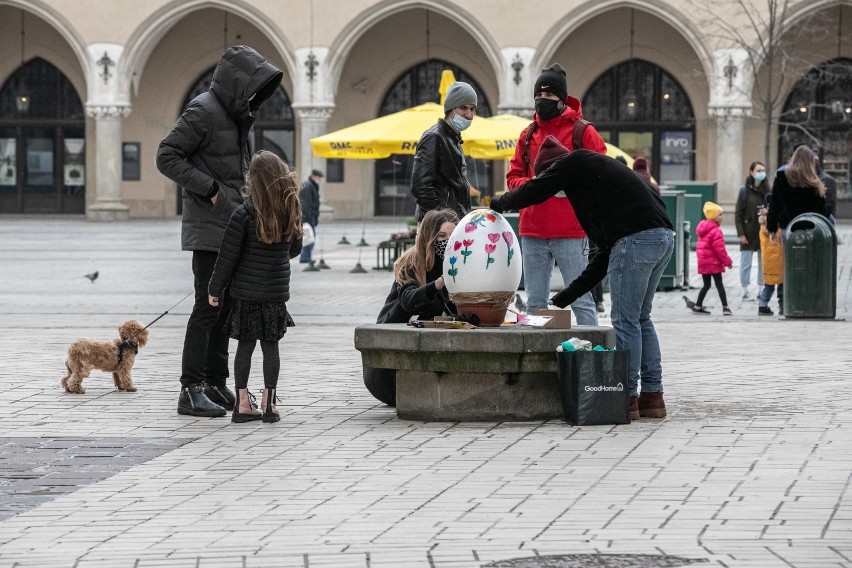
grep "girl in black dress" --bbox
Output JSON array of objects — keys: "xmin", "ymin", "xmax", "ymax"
[{"xmin": 208, "ymin": 151, "xmax": 303, "ymax": 423}]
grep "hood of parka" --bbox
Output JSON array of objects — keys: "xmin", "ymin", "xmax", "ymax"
[{"xmin": 210, "ymin": 45, "xmax": 283, "ymax": 123}]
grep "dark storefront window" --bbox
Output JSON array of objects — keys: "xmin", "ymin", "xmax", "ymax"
[
  {"xmin": 779, "ymin": 58, "xmax": 852, "ymax": 209},
  {"xmin": 0, "ymin": 57, "xmax": 85, "ymax": 214},
  {"xmin": 584, "ymin": 59, "xmax": 695, "ymax": 183}
]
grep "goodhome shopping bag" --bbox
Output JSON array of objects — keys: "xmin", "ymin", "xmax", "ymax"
[{"xmin": 556, "ymin": 350, "xmax": 630, "ymax": 425}]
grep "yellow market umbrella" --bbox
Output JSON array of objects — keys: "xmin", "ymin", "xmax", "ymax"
[{"xmin": 310, "ymin": 102, "xmax": 444, "ymax": 159}]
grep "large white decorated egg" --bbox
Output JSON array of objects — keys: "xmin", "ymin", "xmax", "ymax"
[{"xmin": 443, "ymin": 209, "xmax": 522, "ymax": 294}]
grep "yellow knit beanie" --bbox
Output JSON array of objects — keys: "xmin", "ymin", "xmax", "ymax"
[{"xmin": 703, "ymin": 201, "xmax": 723, "ymax": 220}]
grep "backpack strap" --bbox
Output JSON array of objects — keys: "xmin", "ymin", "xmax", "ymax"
[
  {"xmin": 521, "ymin": 121, "xmax": 538, "ymax": 177},
  {"xmin": 572, "ymin": 119, "xmax": 590, "ymax": 151},
  {"xmin": 522, "ymin": 118, "xmax": 592, "ymax": 176}
]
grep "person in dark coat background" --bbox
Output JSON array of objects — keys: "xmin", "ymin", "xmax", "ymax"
[
  {"xmin": 157, "ymin": 45, "xmax": 283, "ymax": 417},
  {"xmin": 491, "ymin": 136, "xmax": 674, "ymax": 421},
  {"xmin": 299, "ymin": 169, "xmax": 322, "ymax": 263},
  {"xmin": 734, "ymin": 161, "xmax": 770, "ymax": 301}
]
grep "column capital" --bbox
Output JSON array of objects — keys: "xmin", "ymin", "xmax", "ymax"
[
  {"xmin": 497, "ymin": 48, "xmax": 537, "ymax": 117},
  {"xmin": 85, "ymin": 104, "xmax": 131, "ymax": 119},
  {"xmin": 708, "ymin": 105, "xmax": 750, "ymax": 120},
  {"xmin": 292, "ymin": 104, "xmax": 335, "ymax": 122}
]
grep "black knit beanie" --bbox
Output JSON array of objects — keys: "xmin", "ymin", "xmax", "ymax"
[{"xmin": 533, "ymin": 63, "xmax": 568, "ymax": 101}]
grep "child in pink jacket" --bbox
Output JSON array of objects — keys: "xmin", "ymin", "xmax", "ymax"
[{"xmin": 691, "ymin": 202, "xmax": 733, "ymax": 315}]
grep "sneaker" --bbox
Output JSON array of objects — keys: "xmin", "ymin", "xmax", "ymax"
[
  {"xmin": 596, "ymin": 302, "xmax": 605, "ymax": 314},
  {"xmin": 638, "ymin": 391, "xmax": 666, "ymax": 418},
  {"xmin": 758, "ymin": 306, "xmax": 774, "ymax": 316},
  {"xmin": 691, "ymin": 305, "xmax": 711, "ymax": 314},
  {"xmin": 723, "ymin": 307, "xmax": 733, "ymax": 316},
  {"xmin": 778, "ymin": 305, "xmax": 784, "ymax": 316},
  {"xmin": 742, "ymin": 289, "xmax": 754, "ymax": 301}
]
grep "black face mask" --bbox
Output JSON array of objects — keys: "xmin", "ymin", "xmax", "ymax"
[{"xmin": 535, "ymin": 98, "xmax": 562, "ymax": 121}]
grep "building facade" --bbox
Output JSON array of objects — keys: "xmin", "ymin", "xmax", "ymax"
[{"xmin": 0, "ymin": 0, "xmax": 849, "ymax": 220}]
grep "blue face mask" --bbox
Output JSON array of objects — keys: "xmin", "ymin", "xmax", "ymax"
[
  {"xmin": 450, "ymin": 113, "xmax": 472, "ymax": 132},
  {"xmin": 754, "ymin": 172, "xmax": 766, "ymax": 182}
]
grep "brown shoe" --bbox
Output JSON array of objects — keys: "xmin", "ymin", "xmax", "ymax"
[
  {"xmin": 638, "ymin": 391, "xmax": 666, "ymax": 418},
  {"xmin": 629, "ymin": 396, "xmax": 639, "ymax": 421}
]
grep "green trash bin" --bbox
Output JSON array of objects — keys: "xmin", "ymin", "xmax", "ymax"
[
  {"xmin": 683, "ymin": 193, "xmax": 703, "ymax": 251},
  {"xmin": 783, "ymin": 213, "xmax": 836, "ymax": 318},
  {"xmin": 657, "ymin": 189, "xmax": 685, "ymax": 290}
]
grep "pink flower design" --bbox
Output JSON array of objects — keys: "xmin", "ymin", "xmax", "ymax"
[
  {"xmin": 453, "ymin": 241, "xmax": 462, "ymax": 251},
  {"xmin": 461, "ymin": 239, "xmax": 474, "ymax": 264},
  {"xmin": 465, "ymin": 222, "xmax": 477, "ymax": 233},
  {"xmin": 502, "ymin": 232, "xmax": 513, "ymax": 246},
  {"xmin": 484, "ymin": 243, "xmax": 497, "ymax": 268},
  {"xmin": 487, "ymin": 233, "xmax": 500, "ymax": 243}
]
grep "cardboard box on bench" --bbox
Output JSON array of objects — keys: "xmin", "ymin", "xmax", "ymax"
[{"xmin": 531, "ymin": 309, "xmax": 572, "ymax": 329}]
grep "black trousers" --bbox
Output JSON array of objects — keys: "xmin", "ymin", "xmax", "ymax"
[
  {"xmin": 696, "ymin": 273, "xmax": 729, "ymax": 307},
  {"xmin": 180, "ymin": 251, "xmax": 231, "ymax": 388}
]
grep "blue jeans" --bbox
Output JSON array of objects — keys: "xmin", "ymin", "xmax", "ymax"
[
  {"xmin": 608, "ymin": 228, "xmax": 675, "ymax": 397},
  {"xmin": 299, "ymin": 242, "xmax": 315, "ymax": 263},
  {"xmin": 758, "ymin": 283, "xmax": 783, "ymax": 309},
  {"xmin": 739, "ymin": 249, "xmax": 763, "ymax": 288},
  {"xmin": 521, "ymin": 236, "xmax": 598, "ymax": 325}
]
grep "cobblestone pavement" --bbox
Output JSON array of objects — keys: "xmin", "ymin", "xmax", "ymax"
[{"xmin": 0, "ymin": 217, "xmax": 850, "ymax": 568}]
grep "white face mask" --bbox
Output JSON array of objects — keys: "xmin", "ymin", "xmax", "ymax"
[{"xmin": 450, "ymin": 113, "xmax": 472, "ymax": 131}]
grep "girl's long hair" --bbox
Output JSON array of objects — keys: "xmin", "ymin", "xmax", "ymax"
[
  {"xmin": 785, "ymin": 146, "xmax": 825, "ymax": 197},
  {"xmin": 245, "ymin": 151, "xmax": 303, "ymax": 244},
  {"xmin": 393, "ymin": 208, "xmax": 459, "ymax": 285}
]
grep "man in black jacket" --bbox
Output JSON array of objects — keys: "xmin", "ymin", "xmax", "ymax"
[
  {"xmin": 299, "ymin": 169, "xmax": 322, "ymax": 263},
  {"xmin": 410, "ymin": 81, "xmax": 476, "ymax": 221},
  {"xmin": 490, "ymin": 136, "xmax": 675, "ymax": 421},
  {"xmin": 156, "ymin": 46, "xmax": 283, "ymax": 417}
]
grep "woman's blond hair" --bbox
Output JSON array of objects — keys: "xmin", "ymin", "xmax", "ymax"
[
  {"xmin": 785, "ymin": 146, "xmax": 826, "ymax": 197},
  {"xmin": 393, "ymin": 209, "xmax": 459, "ymax": 285},
  {"xmin": 245, "ymin": 150, "xmax": 303, "ymax": 244}
]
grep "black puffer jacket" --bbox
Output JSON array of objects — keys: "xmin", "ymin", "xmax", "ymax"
[
  {"xmin": 157, "ymin": 46, "xmax": 283, "ymax": 252},
  {"xmin": 208, "ymin": 201, "xmax": 303, "ymax": 302},
  {"xmin": 376, "ymin": 263, "xmax": 454, "ymax": 323},
  {"xmin": 411, "ymin": 120, "xmax": 471, "ymax": 222}
]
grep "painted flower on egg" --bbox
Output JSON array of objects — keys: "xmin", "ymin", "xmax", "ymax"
[{"xmin": 443, "ymin": 209, "xmax": 522, "ymax": 294}]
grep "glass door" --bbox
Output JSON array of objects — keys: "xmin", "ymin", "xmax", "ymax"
[
  {"xmin": 23, "ymin": 127, "xmax": 57, "ymax": 213},
  {"xmin": 61, "ymin": 127, "xmax": 85, "ymax": 213},
  {"xmin": 0, "ymin": 128, "xmax": 17, "ymax": 212}
]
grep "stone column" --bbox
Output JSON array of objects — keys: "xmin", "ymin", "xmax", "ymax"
[
  {"xmin": 497, "ymin": 47, "xmax": 536, "ymax": 118},
  {"xmin": 85, "ymin": 104, "xmax": 131, "ymax": 221},
  {"xmin": 710, "ymin": 108, "xmax": 747, "ymax": 206},
  {"xmin": 293, "ymin": 104, "xmax": 335, "ymax": 221},
  {"xmin": 708, "ymin": 48, "xmax": 753, "ymax": 206}
]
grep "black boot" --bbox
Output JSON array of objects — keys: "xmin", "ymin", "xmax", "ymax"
[
  {"xmin": 231, "ymin": 388, "xmax": 262, "ymax": 423},
  {"xmin": 178, "ymin": 384, "xmax": 226, "ymax": 417},
  {"xmin": 261, "ymin": 388, "xmax": 280, "ymax": 423},
  {"xmin": 204, "ymin": 383, "xmax": 236, "ymax": 411}
]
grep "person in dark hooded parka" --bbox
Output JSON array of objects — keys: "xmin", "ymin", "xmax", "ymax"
[{"xmin": 157, "ymin": 45, "xmax": 283, "ymax": 417}]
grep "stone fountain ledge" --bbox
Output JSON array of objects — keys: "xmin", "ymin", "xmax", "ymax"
[{"xmin": 354, "ymin": 323, "xmax": 615, "ymax": 421}]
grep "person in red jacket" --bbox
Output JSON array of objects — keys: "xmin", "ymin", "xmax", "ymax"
[
  {"xmin": 506, "ymin": 63, "xmax": 607, "ymax": 324},
  {"xmin": 688, "ymin": 202, "xmax": 733, "ymax": 315}
]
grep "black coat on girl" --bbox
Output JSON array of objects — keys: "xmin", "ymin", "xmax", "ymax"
[{"xmin": 209, "ymin": 200, "xmax": 302, "ymax": 302}]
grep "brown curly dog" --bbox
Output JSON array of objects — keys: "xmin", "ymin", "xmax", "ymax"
[{"xmin": 61, "ymin": 320, "xmax": 149, "ymax": 394}]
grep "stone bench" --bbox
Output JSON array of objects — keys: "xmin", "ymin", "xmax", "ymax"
[{"xmin": 354, "ymin": 323, "xmax": 615, "ymax": 421}]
